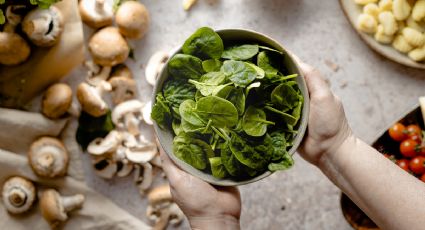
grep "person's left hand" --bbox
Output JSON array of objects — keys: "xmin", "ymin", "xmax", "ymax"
[{"xmin": 158, "ymin": 144, "xmax": 241, "ymax": 230}]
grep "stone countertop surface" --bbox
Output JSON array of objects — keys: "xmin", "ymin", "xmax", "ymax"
[{"xmin": 70, "ymin": 0, "xmax": 425, "ymax": 229}]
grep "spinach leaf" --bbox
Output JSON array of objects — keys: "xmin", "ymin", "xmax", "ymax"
[
  {"xmin": 168, "ymin": 54, "xmax": 204, "ymax": 80},
  {"xmin": 222, "ymin": 44, "xmax": 259, "ymax": 60},
  {"xmin": 182, "ymin": 27, "xmax": 224, "ymax": 60},
  {"xmin": 163, "ymin": 79, "xmax": 196, "ymax": 107},
  {"xmin": 221, "ymin": 60, "xmax": 257, "ymax": 87},
  {"xmin": 151, "ymin": 93, "xmax": 172, "ymax": 129},
  {"xmin": 242, "ymin": 106, "xmax": 275, "ymax": 137},
  {"xmin": 214, "ymin": 86, "xmax": 245, "ymax": 116},
  {"xmin": 172, "ymin": 120, "xmax": 183, "ymax": 136},
  {"xmin": 181, "ymin": 118, "xmax": 207, "ymax": 133},
  {"xmin": 209, "ymin": 157, "xmax": 228, "ymax": 179},
  {"xmin": 179, "ymin": 100, "xmax": 205, "ymax": 126},
  {"xmin": 270, "ymin": 132, "xmax": 287, "ymax": 161},
  {"xmin": 220, "ymin": 142, "xmax": 243, "ymax": 177},
  {"xmin": 245, "ymin": 82, "xmax": 261, "ymax": 96},
  {"xmin": 188, "ymin": 72, "xmax": 229, "ymax": 96},
  {"xmin": 229, "ymin": 132, "xmax": 269, "ymax": 170},
  {"xmin": 257, "ymin": 51, "xmax": 279, "ymax": 78},
  {"xmin": 268, "ymin": 154, "xmax": 294, "ymax": 172},
  {"xmin": 259, "ymin": 45, "xmax": 283, "ymax": 54},
  {"xmin": 245, "ymin": 62, "xmax": 265, "ymax": 79},
  {"xmin": 173, "ymin": 133, "xmax": 214, "ymax": 170},
  {"xmin": 195, "ymin": 96, "xmax": 239, "ymax": 128},
  {"xmin": 264, "ymin": 106, "xmax": 297, "ymax": 126},
  {"xmin": 271, "ymin": 83, "xmax": 300, "ymax": 109},
  {"xmin": 202, "ymin": 59, "xmax": 222, "ymax": 72},
  {"xmin": 195, "ymin": 90, "xmax": 203, "ymax": 101}
]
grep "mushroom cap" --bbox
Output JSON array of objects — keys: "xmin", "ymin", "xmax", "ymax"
[
  {"xmin": 109, "ymin": 77, "xmax": 137, "ymax": 105},
  {"xmin": 39, "ymin": 189, "xmax": 68, "ymax": 228},
  {"xmin": 76, "ymin": 82, "xmax": 108, "ymax": 117},
  {"xmin": 28, "ymin": 137, "xmax": 69, "ymax": 178},
  {"xmin": 145, "ymin": 51, "xmax": 168, "ymax": 86},
  {"xmin": 115, "ymin": 1, "xmax": 150, "ymax": 39},
  {"xmin": 88, "ymin": 27, "xmax": 130, "ymax": 66},
  {"xmin": 111, "ymin": 99, "xmax": 144, "ymax": 126},
  {"xmin": 79, "ymin": 0, "xmax": 113, "ymax": 29},
  {"xmin": 22, "ymin": 6, "xmax": 64, "ymax": 47},
  {"xmin": 87, "ymin": 130, "xmax": 122, "ymax": 155},
  {"xmin": 147, "ymin": 184, "xmax": 173, "ymax": 206},
  {"xmin": 0, "ymin": 32, "xmax": 31, "ymax": 65},
  {"xmin": 42, "ymin": 83, "xmax": 73, "ymax": 119},
  {"xmin": 111, "ymin": 64, "xmax": 133, "ymax": 79},
  {"xmin": 2, "ymin": 176, "xmax": 36, "ymax": 214}
]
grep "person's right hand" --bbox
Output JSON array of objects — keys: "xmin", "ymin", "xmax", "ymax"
[{"xmin": 297, "ymin": 63, "xmax": 353, "ymax": 166}]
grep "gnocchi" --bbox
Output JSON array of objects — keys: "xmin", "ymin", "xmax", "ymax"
[{"xmin": 355, "ymin": 0, "xmax": 425, "ymax": 62}]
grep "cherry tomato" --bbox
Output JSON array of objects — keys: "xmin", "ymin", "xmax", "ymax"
[
  {"xmin": 397, "ymin": 159, "xmax": 409, "ymax": 172},
  {"xmin": 406, "ymin": 124, "xmax": 422, "ymax": 137},
  {"xmin": 400, "ymin": 139, "xmax": 419, "ymax": 158},
  {"xmin": 409, "ymin": 134, "xmax": 422, "ymax": 143},
  {"xmin": 389, "ymin": 123, "xmax": 407, "ymax": 141},
  {"xmin": 409, "ymin": 156, "xmax": 425, "ymax": 175},
  {"xmin": 421, "ymin": 174, "xmax": 425, "ymax": 183}
]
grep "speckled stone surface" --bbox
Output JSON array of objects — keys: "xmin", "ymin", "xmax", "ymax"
[{"xmin": 70, "ymin": 0, "xmax": 425, "ymax": 229}]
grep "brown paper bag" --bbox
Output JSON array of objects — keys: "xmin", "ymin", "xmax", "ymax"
[
  {"xmin": 0, "ymin": 149, "xmax": 152, "ymax": 230},
  {"xmin": 0, "ymin": 0, "xmax": 84, "ymax": 108}
]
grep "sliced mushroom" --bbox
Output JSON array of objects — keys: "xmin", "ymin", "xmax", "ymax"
[
  {"xmin": 112, "ymin": 100, "xmax": 144, "ymax": 135},
  {"xmin": 87, "ymin": 130, "xmax": 122, "ymax": 155},
  {"xmin": 150, "ymin": 154, "xmax": 163, "ymax": 169},
  {"xmin": 76, "ymin": 82, "xmax": 109, "ymax": 117},
  {"xmin": 109, "ymin": 77, "xmax": 137, "ymax": 105},
  {"xmin": 22, "ymin": 6, "xmax": 64, "ymax": 47},
  {"xmin": 142, "ymin": 100, "xmax": 153, "ymax": 125},
  {"xmin": 183, "ymin": 0, "xmax": 198, "ymax": 11},
  {"xmin": 137, "ymin": 163, "xmax": 153, "ymax": 194},
  {"xmin": 79, "ymin": 0, "xmax": 113, "ymax": 28},
  {"xmin": 92, "ymin": 156, "xmax": 117, "ymax": 179},
  {"xmin": 28, "ymin": 137, "xmax": 69, "ymax": 178},
  {"xmin": 125, "ymin": 144, "xmax": 157, "ymax": 164},
  {"xmin": 2, "ymin": 176, "xmax": 36, "ymax": 214},
  {"xmin": 41, "ymin": 83, "xmax": 74, "ymax": 119},
  {"xmin": 0, "ymin": 6, "xmax": 30, "ymax": 65},
  {"xmin": 145, "ymin": 51, "xmax": 169, "ymax": 86},
  {"xmin": 40, "ymin": 189, "xmax": 85, "ymax": 228},
  {"xmin": 86, "ymin": 65, "xmax": 112, "ymax": 87},
  {"xmin": 111, "ymin": 64, "xmax": 133, "ymax": 79},
  {"xmin": 88, "ymin": 26, "xmax": 130, "ymax": 66},
  {"xmin": 84, "ymin": 60, "xmax": 101, "ymax": 78},
  {"xmin": 147, "ymin": 184, "xmax": 173, "ymax": 206},
  {"xmin": 115, "ymin": 1, "xmax": 150, "ymax": 39},
  {"xmin": 116, "ymin": 159, "xmax": 134, "ymax": 177}
]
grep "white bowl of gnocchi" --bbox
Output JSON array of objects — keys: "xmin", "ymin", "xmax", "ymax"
[{"xmin": 340, "ymin": 0, "xmax": 425, "ymax": 69}]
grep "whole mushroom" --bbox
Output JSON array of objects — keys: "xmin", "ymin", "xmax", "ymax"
[
  {"xmin": 0, "ymin": 6, "xmax": 31, "ymax": 65},
  {"xmin": 109, "ymin": 76, "xmax": 137, "ymax": 105},
  {"xmin": 115, "ymin": 1, "xmax": 150, "ymax": 39},
  {"xmin": 76, "ymin": 81, "xmax": 110, "ymax": 117},
  {"xmin": 42, "ymin": 83, "xmax": 78, "ymax": 119},
  {"xmin": 88, "ymin": 27, "xmax": 130, "ymax": 66},
  {"xmin": 28, "ymin": 137, "xmax": 69, "ymax": 178},
  {"xmin": 79, "ymin": 0, "xmax": 113, "ymax": 28},
  {"xmin": 111, "ymin": 64, "xmax": 133, "ymax": 79},
  {"xmin": 22, "ymin": 6, "xmax": 64, "ymax": 47},
  {"xmin": 2, "ymin": 176, "xmax": 36, "ymax": 214},
  {"xmin": 39, "ymin": 189, "xmax": 85, "ymax": 228}
]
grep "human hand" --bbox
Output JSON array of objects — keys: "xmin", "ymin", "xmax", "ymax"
[
  {"xmin": 297, "ymin": 63, "xmax": 353, "ymax": 166},
  {"xmin": 158, "ymin": 144, "xmax": 241, "ymax": 230}
]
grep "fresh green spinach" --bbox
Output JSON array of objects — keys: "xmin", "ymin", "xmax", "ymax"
[
  {"xmin": 182, "ymin": 27, "xmax": 224, "ymax": 60},
  {"xmin": 168, "ymin": 54, "xmax": 204, "ymax": 80},
  {"xmin": 222, "ymin": 44, "xmax": 259, "ymax": 60},
  {"xmin": 242, "ymin": 106, "xmax": 275, "ymax": 137}
]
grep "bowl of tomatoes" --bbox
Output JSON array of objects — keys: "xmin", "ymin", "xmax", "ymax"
[{"xmin": 341, "ymin": 104, "xmax": 425, "ymax": 230}]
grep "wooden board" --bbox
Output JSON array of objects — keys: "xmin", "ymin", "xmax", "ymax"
[{"xmin": 339, "ymin": 0, "xmax": 425, "ymax": 69}]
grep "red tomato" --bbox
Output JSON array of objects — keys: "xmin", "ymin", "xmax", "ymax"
[
  {"xmin": 397, "ymin": 159, "xmax": 409, "ymax": 172},
  {"xmin": 421, "ymin": 174, "xmax": 425, "ymax": 183},
  {"xmin": 389, "ymin": 123, "xmax": 407, "ymax": 141},
  {"xmin": 409, "ymin": 134, "xmax": 422, "ymax": 143},
  {"xmin": 400, "ymin": 139, "xmax": 419, "ymax": 158},
  {"xmin": 406, "ymin": 124, "xmax": 422, "ymax": 137},
  {"xmin": 409, "ymin": 156, "xmax": 425, "ymax": 175}
]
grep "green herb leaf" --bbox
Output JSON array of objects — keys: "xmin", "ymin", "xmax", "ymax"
[
  {"xmin": 242, "ymin": 106, "xmax": 275, "ymax": 137},
  {"xmin": 151, "ymin": 93, "xmax": 172, "ymax": 129},
  {"xmin": 182, "ymin": 27, "xmax": 224, "ymax": 60},
  {"xmin": 195, "ymin": 96, "xmax": 239, "ymax": 128},
  {"xmin": 268, "ymin": 154, "xmax": 294, "ymax": 172},
  {"xmin": 221, "ymin": 60, "xmax": 257, "ymax": 87},
  {"xmin": 202, "ymin": 59, "xmax": 222, "ymax": 72},
  {"xmin": 222, "ymin": 44, "xmax": 259, "ymax": 60},
  {"xmin": 168, "ymin": 54, "xmax": 204, "ymax": 80},
  {"xmin": 209, "ymin": 157, "xmax": 228, "ymax": 179}
]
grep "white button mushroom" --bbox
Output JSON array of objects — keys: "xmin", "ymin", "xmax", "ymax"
[
  {"xmin": 142, "ymin": 100, "xmax": 154, "ymax": 125},
  {"xmin": 79, "ymin": 0, "xmax": 113, "ymax": 29},
  {"xmin": 0, "ymin": 6, "xmax": 30, "ymax": 65},
  {"xmin": 2, "ymin": 176, "xmax": 36, "ymax": 214},
  {"xmin": 112, "ymin": 99, "xmax": 145, "ymax": 135},
  {"xmin": 76, "ymin": 82, "xmax": 110, "ymax": 117},
  {"xmin": 87, "ymin": 130, "xmax": 122, "ymax": 155},
  {"xmin": 88, "ymin": 27, "xmax": 130, "ymax": 66},
  {"xmin": 41, "ymin": 83, "xmax": 75, "ymax": 119},
  {"xmin": 145, "ymin": 51, "xmax": 169, "ymax": 86},
  {"xmin": 22, "ymin": 6, "xmax": 64, "ymax": 47},
  {"xmin": 109, "ymin": 77, "xmax": 137, "ymax": 105},
  {"xmin": 39, "ymin": 189, "xmax": 85, "ymax": 228},
  {"xmin": 115, "ymin": 1, "xmax": 150, "ymax": 39},
  {"xmin": 28, "ymin": 137, "xmax": 69, "ymax": 178}
]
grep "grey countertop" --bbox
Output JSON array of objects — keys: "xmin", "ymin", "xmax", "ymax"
[{"xmin": 73, "ymin": 0, "xmax": 425, "ymax": 229}]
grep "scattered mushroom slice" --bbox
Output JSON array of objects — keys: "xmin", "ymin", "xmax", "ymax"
[
  {"xmin": 137, "ymin": 163, "xmax": 153, "ymax": 194},
  {"xmin": 112, "ymin": 100, "xmax": 144, "ymax": 135},
  {"xmin": 76, "ymin": 82, "xmax": 109, "ymax": 117},
  {"xmin": 145, "ymin": 51, "xmax": 169, "ymax": 86},
  {"xmin": 92, "ymin": 156, "xmax": 117, "ymax": 179},
  {"xmin": 88, "ymin": 26, "xmax": 130, "ymax": 66},
  {"xmin": 41, "ymin": 83, "xmax": 74, "ymax": 119},
  {"xmin": 28, "ymin": 137, "xmax": 69, "ymax": 178},
  {"xmin": 142, "ymin": 101, "xmax": 153, "ymax": 125},
  {"xmin": 111, "ymin": 64, "xmax": 133, "ymax": 79},
  {"xmin": 79, "ymin": 0, "xmax": 113, "ymax": 28},
  {"xmin": 87, "ymin": 130, "xmax": 122, "ymax": 155},
  {"xmin": 150, "ymin": 154, "xmax": 163, "ymax": 169},
  {"xmin": 2, "ymin": 176, "xmax": 36, "ymax": 214},
  {"xmin": 86, "ymin": 65, "xmax": 112, "ymax": 87},
  {"xmin": 125, "ymin": 143, "xmax": 157, "ymax": 164},
  {"xmin": 22, "ymin": 6, "xmax": 64, "ymax": 47},
  {"xmin": 183, "ymin": 0, "xmax": 198, "ymax": 11},
  {"xmin": 115, "ymin": 1, "xmax": 150, "ymax": 39},
  {"xmin": 147, "ymin": 184, "xmax": 173, "ymax": 206},
  {"xmin": 40, "ymin": 189, "xmax": 85, "ymax": 228},
  {"xmin": 0, "ymin": 6, "xmax": 30, "ymax": 65},
  {"xmin": 109, "ymin": 77, "xmax": 137, "ymax": 105},
  {"xmin": 116, "ymin": 160, "xmax": 134, "ymax": 177},
  {"xmin": 84, "ymin": 60, "xmax": 101, "ymax": 78}
]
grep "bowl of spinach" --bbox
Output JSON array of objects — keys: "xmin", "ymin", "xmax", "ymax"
[{"xmin": 151, "ymin": 27, "xmax": 309, "ymax": 186}]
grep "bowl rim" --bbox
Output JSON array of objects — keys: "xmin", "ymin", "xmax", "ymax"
[{"xmin": 152, "ymin": 28, "xmax": 310, "ymax": 186}]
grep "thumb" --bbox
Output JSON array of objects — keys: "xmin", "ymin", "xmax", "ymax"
[{"xmin": 299, "ymin": 62, "xmax": 331, "ymax": 98}]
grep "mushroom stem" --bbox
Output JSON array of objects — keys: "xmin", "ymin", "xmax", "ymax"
[
  {"xmin": 61, "ymin": 194, "xmax": 85, "ymax": 213},
  {"xmin": 125, "ymin": 113, "xmax": 141, "ymax": 135},
  {"xmin": 9, "ymin": 189, "xmax": 27, "ymax": 207},
  {"xmin": 36, "ymin": 151, "xmax": 55, "ymax": 169},
  {"xmin": 138, "ymin": 163, "xmax": 153, "ymax": 193},
  {"xmin": 67, "ymin": 100, "xmax": 81, "ymax": 117},
  {"xmin": 87, "ymin": 66, "xmax": 112, "ymax": 86}
]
